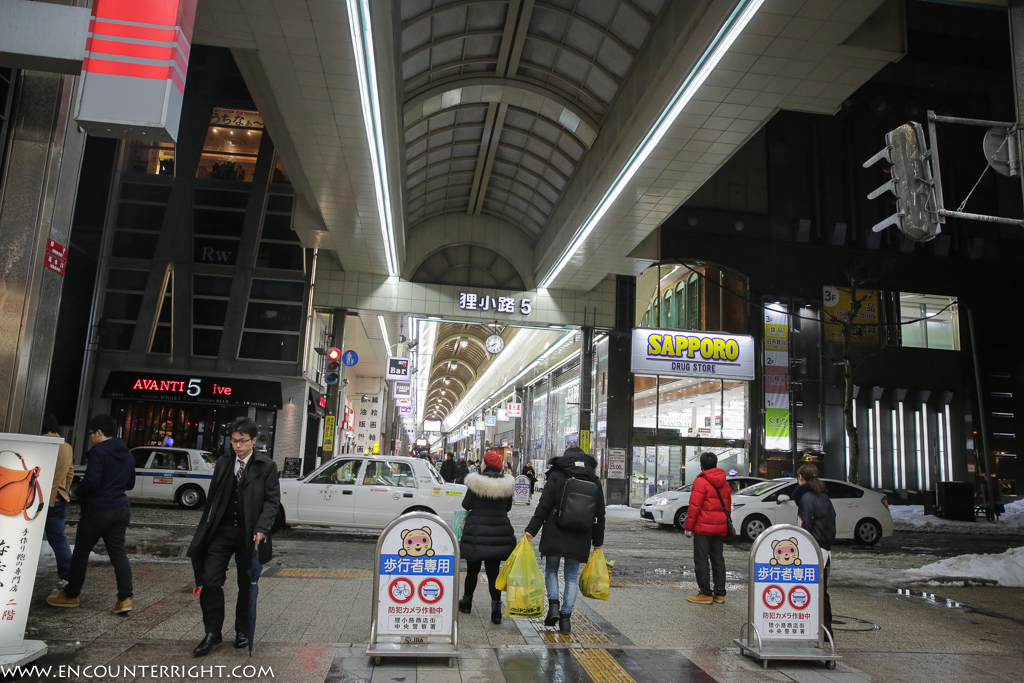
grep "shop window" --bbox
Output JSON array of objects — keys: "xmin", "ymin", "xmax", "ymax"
[
  {"xmin": 675, "ymin": 283, "xmax": 685, "ymax": 327},
  {"xmin": 196, "ymin": 108, "xmax": 264, "ymax": 181},
  {"xmin": 686, "ymin": 273, "xmax": 700, "ymax": 330},
  {"xmin": 149, "ymin": 273, "xmax": 173, "ymax": 355},
  {"xmin": 238, "ymin": 331, "xmax": 300, "ymax": 362},
  {"xmin": 122, "ymin": 140, "xmax": 175, "ymax": 176},
  {"xmin": 899, "ymin": 293, "xmax": 959, "ymax": 351},
  {"xmin": 662, "ymin": 290, "xmax": 672, "ymax": 327}
]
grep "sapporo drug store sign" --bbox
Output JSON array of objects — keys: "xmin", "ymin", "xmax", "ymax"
[
  {"xmin": 372, "ymin": 513, "xmax": 459, "ymax": 646},
  {"xmin": 750, "ymin": 525, "xmax": 822, "ymax": 641}
]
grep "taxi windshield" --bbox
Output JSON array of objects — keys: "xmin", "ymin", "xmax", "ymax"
[
  {"xmin": 424, "ymin": 461, "xmax": 444, "ymax": 485},
  {"xmin": 735, "ymin": 481, "xmax": 788, "ymax": 497},
  {"xmin": 199, "ymin": 451, "xmax": 217, "ymax": 465}
]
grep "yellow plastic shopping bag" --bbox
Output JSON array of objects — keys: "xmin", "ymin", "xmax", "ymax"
[
  {"xmin": 495, "ymin": 536, "xmax": 527, "ymax": 591},
  {"xmin": 503, "ymin": 538, "xmax": 545, "ymax": 619},
  {"xmin": 578, "ymin": 548, "xmax": 612, "ymax": 600}
]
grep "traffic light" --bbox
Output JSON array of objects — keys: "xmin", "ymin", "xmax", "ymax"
[
  {"xmin": 325, "ymin": 346, "xmax": 341, "ymax": 385},
  {"xmin": 863, "ymin": 121, "xmax": 941, "ymax": 242}
]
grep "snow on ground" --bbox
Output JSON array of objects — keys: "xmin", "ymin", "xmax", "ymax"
[
  {"xmin": 907, "ymin": 546, "xmax": 1024, "ymax": 587},
  {"xmin": 890, "ymin": 497, "xmax": 1024, "ymax": 535},
  {"xmin": 605, "ymin": 504, "xmax": 642, "ymax": 520}
]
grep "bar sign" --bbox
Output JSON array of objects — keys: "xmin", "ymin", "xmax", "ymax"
[{"xmin": 47, "ymin": 238, "xmax": 68, "ymax": 260}]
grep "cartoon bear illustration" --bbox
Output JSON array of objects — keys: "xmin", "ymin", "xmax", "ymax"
[
  {"xmin": 769, "ymin": 537, "xmax": 801, "ymax": 566},
  {"xmin": 398, "ymin": 527, "xmax": 435, "ymax": 557}
]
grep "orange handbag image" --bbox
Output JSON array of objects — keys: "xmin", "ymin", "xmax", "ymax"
[{"xmin": 0, "ymin": 450, "xmax": 45, "ymax": 521}]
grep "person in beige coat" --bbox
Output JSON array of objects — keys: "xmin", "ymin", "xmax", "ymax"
[{"xmin": 42, "ymin": 414, "xmax": 75, "ymax": 585}]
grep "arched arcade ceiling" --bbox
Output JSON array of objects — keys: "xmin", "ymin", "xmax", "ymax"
[{"xmin": 422, "ymin": 322, "xmax": 518, "ymax": 422}]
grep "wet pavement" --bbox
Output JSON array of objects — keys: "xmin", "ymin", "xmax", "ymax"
[{"xmin": 9, "ymin": 500, "xmax": 1022, "ymax": 681}]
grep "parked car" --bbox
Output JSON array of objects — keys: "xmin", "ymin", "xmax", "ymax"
[
  {"xmin": 72, "ymin": 446, "xmax": 216, "ymax": 509},
  {"xmin": 277, "ymin": 455, "xmax": 467, "ymax": 530},
  {"xmin": 730, "ymin": 478, "xmax": 893, "ymax": 545},
  {"xmin": 640, "ymin": 476, "xmax": 766, "ymax": 529}
]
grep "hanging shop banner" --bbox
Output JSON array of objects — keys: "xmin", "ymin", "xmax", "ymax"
[
  {"xmin": 394, "ymin": 382, "xmax": 412, "ymax": 399},
  {"xmin": 764, "ymin": 304, "xmax": 790, "ymax": 450},
  {"xmin": 322, "ymin": 415, "xmax": 336, "ymax": 451},
  {"xmin": 354, "ymin": 391, "xmax": 385, "ymax": 454},
  {"xmin": 506, "ymin": 403, "xmax": 522, "ymax": 418},
  {"xmin": 630, "ymin": 329, "xmax": 755, "ymax": 381},
  {"xmin": 368, "ymin": 513, "xmax": 459, "ymax": 659},
  {"xmin": 102, "ymin": 371, "xmax": 282, "ymax": 409},
  {"xmin": 822, "ymin": 287, "xmax": 880, "ymax": 345},
  {"xmin": 386, "ymin": 357, "xmax": 411, "ymax": 381},
  {"xmin": 423, "ymin": 419, "xmax": 441, "ymax": 432},
  {"xmin": 0, "ymin": 434, "xmax": 60, "ymax": 659},
  {"xmin": 75, "ymin": 0, "xmax": 197, "ymax": 142},
  {"xmin": 484, "ymin": 415, "xmax": 497, "ymax": 427}
]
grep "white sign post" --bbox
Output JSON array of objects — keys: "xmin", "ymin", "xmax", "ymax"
[
  {"xmin": 368, "ymin": 512, "xmax": 460, "ymax": 666},
  {"xmin": 606, "ymin": 449, "xmax": 627, "ymax": 479},
  {"xmin": 0, "ymin": 434, "xmax": 61, "ymax": 667},
  {"xmin": 735, "ymin": 524, "xmax": 840, "ymax": 669},
  {"xmin": 513, "ymin": 475, "xmax": 531, "ymax": 505}
]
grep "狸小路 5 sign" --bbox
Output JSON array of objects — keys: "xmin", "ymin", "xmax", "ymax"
[{"xmin": 630, "ymin": 329, "xmax": 755, "ymax": 381}]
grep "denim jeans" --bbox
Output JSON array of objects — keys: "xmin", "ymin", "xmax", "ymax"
[
  {"xmin": 544, "ymin": 555, "xmax": 581, "ymax": 614},
  {"xmin": 45, "ymin": 499, "xmax": 71, "ymax": 581},
  {"xmin": 66, "ymin": 505, "xmax": 132, "ymax": 600}
]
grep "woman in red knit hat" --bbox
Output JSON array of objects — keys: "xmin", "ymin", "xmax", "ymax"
[{"xmin": 458, "ymin": 449, "xmax": 516, "ymax": 624}]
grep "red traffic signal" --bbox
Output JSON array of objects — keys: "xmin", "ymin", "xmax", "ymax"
[{"xmin": 327, "ymin": 347, "xmax": 342, "ymax": 361}]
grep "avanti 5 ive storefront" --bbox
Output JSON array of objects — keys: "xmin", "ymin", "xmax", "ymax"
[{"xmin": 630, "ymin": 328, "xmax": 755, "ymax": 500}]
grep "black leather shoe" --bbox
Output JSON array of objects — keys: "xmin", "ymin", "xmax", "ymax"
[
  {"xmin": 544, "ymin": 600, "xmax": 560, "ymax": 627},
  {"xmin": 234, "ymin": 632, "xmax": 249, "ymax": 649},
  {"xmin": 458, "ymin": 595, "xmax": 472, "ymax": 614},
  {"xmin": 559, "ymin": 613, "xmax": 571, "ymax": 635},
  {"xmin": 193, "ymin": 633, "xmax": 222, "ymax": 657}
]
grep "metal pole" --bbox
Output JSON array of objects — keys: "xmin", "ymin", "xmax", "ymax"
[
  {"xmin": 937, "ymin": 209, "xmax": 1024, "ymax": 226},
  {"xmin": 966, "ymin": 307, "xmax": 997, "ymax": 516}
]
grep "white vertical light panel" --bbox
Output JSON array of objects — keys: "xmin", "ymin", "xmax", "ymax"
[
  {"xmin": 915, "ymin": 410, "xmax": 924, "ymax": 490},
  {"xmin": 874, "ymin": 400, "xmax": 883, "ymax": 489},
  {"xmin": 936, "ymin": 410, "xmax": 947, "ymax": 482},
  {"xmin": 845, "ymin": 398, "xmax": 857, "ymax": 479},
  {"xmin": 921, "ymin": 406, "xmax": 930, "ymax": 490},
  {"xmin": 897, "ymin": 402, "xmax": 907, "ymax": 490},
  {"xmin": 944, "ymin": 404, "xmax": 954, "ymax": 480},
  {"xmin": 867, "ymin": 405, "xmax": 876, "ymax": 488},
  {"xmin": 891, "ymin": 410, "xmax": 900, "ymax": 489}
]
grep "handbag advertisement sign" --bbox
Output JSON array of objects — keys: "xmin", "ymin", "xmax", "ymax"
[{"xmin": 0, "ymin": 434, "xmax": 60, "ymax": 658}]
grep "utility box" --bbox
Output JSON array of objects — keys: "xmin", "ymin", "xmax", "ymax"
[{"xmin": 936, "ymin": 481, "xmax": 974, "ymax": 521}]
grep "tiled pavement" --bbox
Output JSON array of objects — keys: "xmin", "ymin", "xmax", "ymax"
[{"xmin": 15, "ymin": 559, "xmax": 1024, "ymax": 682}]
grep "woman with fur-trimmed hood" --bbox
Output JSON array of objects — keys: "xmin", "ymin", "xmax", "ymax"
[{"xmin": 458, "ymin": 449, "xmax": 516, "ymax": 624}]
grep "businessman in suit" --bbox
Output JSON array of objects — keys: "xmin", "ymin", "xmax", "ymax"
[{"xmin": 187, "ymin": 416, "xmax": 280, "ymax": 656}]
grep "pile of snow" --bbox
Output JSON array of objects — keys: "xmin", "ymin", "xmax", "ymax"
[
  {"xmin": 907, "ymin": 546, "xmax": 1024, "ymax": 587},
  {"xmin": 605, "ymin": 504, "xmax": 641, "ymax": 520},
  {"xmin": 890, "ymin": 497, "xmax": 1024, "ymax": 535}
]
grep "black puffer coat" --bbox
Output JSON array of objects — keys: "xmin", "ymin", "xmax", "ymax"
[
  {"xmin": 524, "ymin": 451, "xmax": 606, "ymax": 563},
  {"xmin": 793, "ymin": 484, "xmax": 836, "ymax": 551},
  {"xmin": 460, "ymin": 470, "xmax": 516, "ymax": 562}
]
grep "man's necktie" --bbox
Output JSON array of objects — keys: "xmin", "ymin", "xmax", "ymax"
[{"xmin": 236, "ymin": 460, "xmax": 245, "ymax": 485}]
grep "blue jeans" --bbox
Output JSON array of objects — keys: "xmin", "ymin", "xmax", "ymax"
[
  {"xmin": 45, "ymin": 499, "xmax": 71, "ymax": 581},
  {"xmin": 544, "ymin": 556, "xmax": 581, "ymax": 614}
]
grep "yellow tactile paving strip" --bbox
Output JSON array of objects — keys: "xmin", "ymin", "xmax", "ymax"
[
  {"xmin": 571, "ymin": 648, "xmax": 637, "ymax": 683},
  {"xmin": 529, "ymin": 612, "xmax": 613, "ymax": 644}
]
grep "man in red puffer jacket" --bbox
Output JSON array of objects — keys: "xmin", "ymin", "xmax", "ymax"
[{"xmin": 683, "ymin": 451, "xmax": 731, "ymax": 604}]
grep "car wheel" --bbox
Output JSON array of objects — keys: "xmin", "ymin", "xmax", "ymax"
[
  {"xmin": 176, "ymin": 485, "xmax": 205, "ymax": 510},
  {"xmin": 854, "ymin": 518, "xmax": 882, "ymax": 546},
  {"xmin": 673, "ymin": 507, "xmax": 689, "ymax": 530},
  {"xmin": 741, "ymin": 514, "xmax": 770, "ymax": 542}
]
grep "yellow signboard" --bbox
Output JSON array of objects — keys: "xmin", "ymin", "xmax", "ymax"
[
  {"xmin": 580, "ymin": 430, "xmax": 591, "ymax": 453},
  {"xmin": 823, "ymin": 287, "xmax": 880, "ymax": 345},
  {"xmin": 322, "ymin": 415, "xmax": 335, "ymax": 450}
]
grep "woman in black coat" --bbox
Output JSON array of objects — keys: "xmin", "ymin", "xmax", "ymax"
[
  {"xmin": 793, "ymin": 463, "xmax": 836, "ymax": 638},
  {"xmin": 459, "ymin": 450, "xmax": 516, "ymax": 624}
]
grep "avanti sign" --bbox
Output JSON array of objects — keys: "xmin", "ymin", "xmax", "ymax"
[{"xmin": 630, "ymin": 328, "xmax": 754, "ymax": 381}]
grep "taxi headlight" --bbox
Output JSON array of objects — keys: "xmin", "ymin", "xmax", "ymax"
[{"xmin": 651, "ymin": 497, "xmax": 670, "ymax": 507}]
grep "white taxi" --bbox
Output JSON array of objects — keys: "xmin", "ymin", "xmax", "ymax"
[
  {"xmin": 72, "ymin": 446, "xmax": 216, "ymax": 509},
  {"xmin": 640, "ymin": 476, "xmax": 766, "ymax": 529},
  {"xmin": 277, "ymin": 455, "xmax": 467, "ymax": 530}
]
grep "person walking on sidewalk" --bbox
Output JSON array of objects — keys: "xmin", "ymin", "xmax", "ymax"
[
  {"xmin": 521, "ymin": 461, "xmax": 537, "ymax": 496},
  {"xmin": 41, "ymin": 414, "xmax": 74, "ymax": 587},
  {"xmin": 47, "ymin": 414, "xmax": 135, "ymax": 614},
  {"xmin": 455, "ymin": 457, "xmax": 470, "ymax": 484},
  {"xmin": 187, "ymin": 417, "xmax": 280, "ymax": 657},
  {"xmin": 684, "ymin": 451, "xmax": 731, "ymax": 605},
  {"xmin": 440, "ymin": 452, "xmax": 457, "ymax": 483},
  {"xmin": 794, "ymin": 463, "xmax": 836, "ymax": 637},
  {"xmin": 458, "ymin": 449, "xmax": 516, "ymax": 624},
  {"xmin": 523, "ymin": 446, "xmax": 605, "ymax": 635}
]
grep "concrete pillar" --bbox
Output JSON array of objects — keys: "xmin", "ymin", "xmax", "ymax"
[
  {"xmin": 604, "ymin": 275, "xmax": 635, "ymax": 505},
  {"xmin": 0, "ymin": 70, "xmax": 86, "ymax": 433}
]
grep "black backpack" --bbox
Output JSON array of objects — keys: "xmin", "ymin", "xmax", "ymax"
[{"xmin": 556, "ymin": 477, "xmax": 599, "ymax": 532}]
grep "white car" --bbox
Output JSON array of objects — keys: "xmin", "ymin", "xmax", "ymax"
[
  {"xmin": 277, "ymin": 455, "xmax": 467, "ymax": 530},
  {"xmin": 72, "ymin": 446, "xmax": 216, "ymax": 509},
  {"xmin": 730, "ymin": 478, "xmax": 894, "ymax": 545},
  {"xmin": 640, "ymin": 477, "xmax": 766, "ymax": 529}
]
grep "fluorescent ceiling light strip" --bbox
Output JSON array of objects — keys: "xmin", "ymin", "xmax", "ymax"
[
  {"xmin": 378, "ymin": 315, "xmax": 391, "ymax": 354},
  {"xmin": 346, "ymin": 0, "xmax": 399, "ymax": 276},
  {"xmin": 538, "ymin": 0, "xmax": 765, "ymax": 288}
]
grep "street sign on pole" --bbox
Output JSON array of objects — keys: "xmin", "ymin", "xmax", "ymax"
[{"xmin": 343, "ymin": 350, "xmax": 359, "ymax": 367}]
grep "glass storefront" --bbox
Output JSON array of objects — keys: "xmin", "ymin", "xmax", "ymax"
[{"xmin": 525, "ymin": 359, "xmax": 582, "ymax": 466}]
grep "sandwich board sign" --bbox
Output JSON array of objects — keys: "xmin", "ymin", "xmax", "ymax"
[
  {"xmin": 735, "ymin": 524, "xmax": 840, "ymax": 669},
  {"xmin": 368, "ymin": 512, "xmax": 460, "ymax": 665},
  {"xmin": 514, "ymin": 475, "xmax": 531, "ymax": 504}
]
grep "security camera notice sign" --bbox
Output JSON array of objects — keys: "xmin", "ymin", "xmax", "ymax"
[
  {"xmin": 376, "ymin": 518, "xmax": 456, "ymax": 637},
  {"xmin": 751, "ymin": 526, "xmax": 820, "ymax": 641}
]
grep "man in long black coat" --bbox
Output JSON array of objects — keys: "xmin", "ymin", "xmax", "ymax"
[{"xmin": 187, "ymin": 417, "xmax": 280, "ymax": 656}]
